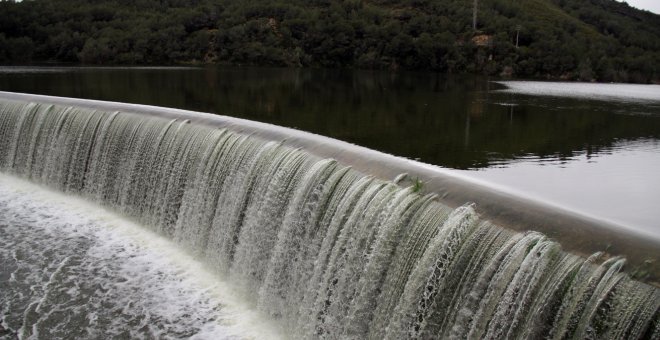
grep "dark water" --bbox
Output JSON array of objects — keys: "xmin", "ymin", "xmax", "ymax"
[{"xmin": 0, "ymin": 66, "xmax": 659, "ymax": 236}]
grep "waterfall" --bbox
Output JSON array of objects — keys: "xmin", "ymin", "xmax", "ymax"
[{"xmin": 0, "ymin": 99, "xmax": 657, "ymax": 339}]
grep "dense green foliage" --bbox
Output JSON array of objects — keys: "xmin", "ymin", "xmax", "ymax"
[{"xmin": 1, "ymin": 0, "xmax": 659, "ymax": 82}]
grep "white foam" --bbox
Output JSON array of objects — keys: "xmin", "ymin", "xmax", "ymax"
[{"xmin": 0, "ymin": 173, "xmax": 284, "ymax": 339}]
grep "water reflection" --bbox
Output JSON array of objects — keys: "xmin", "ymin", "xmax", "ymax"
[
  {"xmin": 1, "ymin": 66, "xmax": 658, "ymax": 170},
  {"xmin": 460, "ymin": 139, "xmax": 660, "ymax": 236},
  {"xmin": 497, "ymin": 81, "xmax": 660, "ymax": 103},
  {"xmin": 1, "ymin": 66, "xmax": 659, "ymax": 233}
]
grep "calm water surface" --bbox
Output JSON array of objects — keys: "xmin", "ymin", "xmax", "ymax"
[{"xmin": 0, "ymin": 66, "xmax": 658, "ymax": 236}]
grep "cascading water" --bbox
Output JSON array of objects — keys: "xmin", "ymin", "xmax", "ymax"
[{"xmin": 0, "ymin": 99, "xmax": 658, "ymax": 339}]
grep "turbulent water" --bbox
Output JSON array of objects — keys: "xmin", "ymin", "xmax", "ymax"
[
  {"xmin": 0, "ymin": 175, "xmax": 283, "ymax": 339},
  {"xmin": 0, "ymin": 100, "xmax": 658, "ymax": 339}
]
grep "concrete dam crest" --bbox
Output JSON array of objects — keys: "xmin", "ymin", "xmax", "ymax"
[{"xmin": 0, "ymin": 92, "xmax": 657, "ymax": 339}]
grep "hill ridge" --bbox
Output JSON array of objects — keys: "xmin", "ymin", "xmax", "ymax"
[{"xmin": 0, "ymin": 0, "xmax": 658, "ymax": 82}]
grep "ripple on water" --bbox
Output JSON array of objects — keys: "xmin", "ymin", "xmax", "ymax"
[{"xmin": 496, "ymin": 81, "xmax": 660, "ymax": 103}]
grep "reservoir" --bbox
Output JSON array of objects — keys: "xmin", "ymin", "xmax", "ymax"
[
  {"xmin": 0, "ymin": 66, "xmax": 658, "ymax": 338},
  {"xmin": 1, "ymin": 66, "xmax": 659, "ymax": 236}
]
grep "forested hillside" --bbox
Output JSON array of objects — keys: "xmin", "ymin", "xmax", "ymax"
[{"xmin": 1, "ymin": 0, "xmax": 659, "ymax": 82}]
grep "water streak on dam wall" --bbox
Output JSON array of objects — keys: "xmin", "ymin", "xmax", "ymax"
[{"xmin": 0, "ymin": 92, "xmax": 658, "ymax": 338}]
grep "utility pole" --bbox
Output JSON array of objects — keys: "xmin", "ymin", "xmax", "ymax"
[{"xmin": 473, "ymin": 0, "xmax": 478, "ymax": 30}]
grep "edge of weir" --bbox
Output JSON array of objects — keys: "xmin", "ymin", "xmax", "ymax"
[{"xmin": 1, "ymin": 90, "xmax": 658, "ymax": 285}]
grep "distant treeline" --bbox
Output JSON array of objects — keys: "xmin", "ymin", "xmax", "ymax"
[{"xmin": 1, "ymin": 0, "xmax": 659, "ymax": 83}]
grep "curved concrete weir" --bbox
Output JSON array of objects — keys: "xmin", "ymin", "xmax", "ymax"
[
  {"xmin": 1, "ymin": 91, "xmax": 657, "ymax": 282},
  {"xmin": 0, "ymin": 91, "xmax": 658, "ymax": 338}
]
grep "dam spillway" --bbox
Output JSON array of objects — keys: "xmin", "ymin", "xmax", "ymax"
[{"xmin": 0, "ymin": 93, "xmax": 658, "ymax": 339}]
